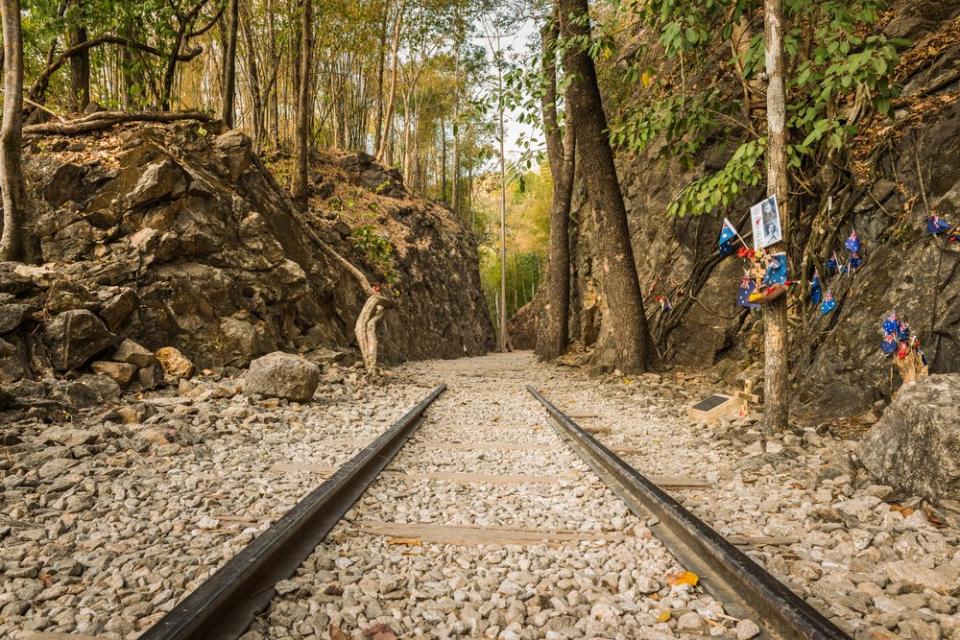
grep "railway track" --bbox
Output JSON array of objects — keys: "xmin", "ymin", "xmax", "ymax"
[{"xmin": 141, "ymin": 381, "xmax": 851, "ymax": 640}]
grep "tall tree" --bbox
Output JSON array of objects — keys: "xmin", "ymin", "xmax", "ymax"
[
  {"xmin": 763, "ymin": 0, "xmax": 789, "ymax": 432},
  {"xmin": 0, "ymin": 0, "xmax": 26, "ymax": 262},
  {"xmin": 557, "ymin": 0, "xmax": 654, "ymax": 372},
  {"xmin": 66, "ymin": 0, "xmax": 90, "ymax": 111},
  {"xmin": 221, "ymin": 0, "xmax": 240, "ymax": 127},
  {"xmin": 536, "ymin": 13, "xmax": 575, "ymax": 361},
  {"xmin": 292, "ymin": 0, "xmax": 313, "ymax": 209},
  {"xmin": 376, "ymin": 0, "xmax": 405, "ymax": 164}
]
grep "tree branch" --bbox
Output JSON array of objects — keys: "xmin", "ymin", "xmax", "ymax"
[
  {"xmin": 27, "ymin": 34, "xmax": 203, "ymax": 106},
  {"xmin": 23, "ymin": 110, "xmax": 213, "ymax": 135}
]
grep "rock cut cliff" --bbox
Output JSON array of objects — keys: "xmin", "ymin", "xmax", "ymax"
[{"xmin": 0, "ymin": 121, "xmax": 492, "ymax": 389}]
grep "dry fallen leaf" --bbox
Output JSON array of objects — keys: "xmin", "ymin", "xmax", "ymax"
[
  {"xmin": 667, "ymin": 571, "xmax": 700, "ymax": 587},
  {"xmin": 656, "ymin": 609, "xmax": 672, "ymax": 622},
  {"xmin": 889, "ymin": 504, "xmax": 914, "ymax": 517},
  {"xmin": 387, "ymin": 537, "xmax": 422, "ymax": 546}
]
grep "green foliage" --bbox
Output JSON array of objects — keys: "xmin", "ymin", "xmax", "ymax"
[
  {"xmin": 609, "ymin": 89, "xmax": 726, "ymax": 165},
  {"xmin": 350, "ymin": 225, "xmax": 396, "ymax": 280},
  {"xmin": 668, "ymin": 138, "xmax": 765, "ymax": 217},
  {"xmin": 606, "ymin": 0, "xmax": 902, "ymax": 217}
]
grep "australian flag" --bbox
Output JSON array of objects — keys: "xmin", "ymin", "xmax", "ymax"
[
  {"xmin": 844, "ymin": 231, "xmax": 861, "ymax": 254},
  {"xmin": 809, "ymin": 271, "xmax": 822, "ymax": 305},
  {"xmin": 927, "ymin": 215, "xmax": 952, "ymax": 235},
  {"xmin": 718, "ymin": 218, "xmax": 738, "ymax": 256},
  {"xmin": 737, "ymin": 276, "xmax": 760, "ymax": 308}
]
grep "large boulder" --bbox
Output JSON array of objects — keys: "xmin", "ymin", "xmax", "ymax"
[
  {"xmin": 244, "ymin": 351, "xmax": 320, "ymax": 402},
  {"xmin": 43, "ymin": 309, "xmax": 114, "ymax": 371},
  {"xmin": 859, "ymin": 374, "xmax": 960, "ymax": 502}
]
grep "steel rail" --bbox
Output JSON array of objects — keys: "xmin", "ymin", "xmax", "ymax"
[
  {"xmin": 527, "ymin": 386, "xmax": 851, "ymax": 640},
  {"xmin": 142, "ymin": 384, "xmax": 447, "ymax": 640}
]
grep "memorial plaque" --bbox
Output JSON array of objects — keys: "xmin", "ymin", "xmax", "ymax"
[{"xmin": 688, "ymin": 393, "xmax": 738, "ymax": 424}]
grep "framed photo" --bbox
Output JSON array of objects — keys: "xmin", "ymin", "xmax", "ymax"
[{"xmin": 751, "ymin": 195, "xmax": 783, "ymax": 250}]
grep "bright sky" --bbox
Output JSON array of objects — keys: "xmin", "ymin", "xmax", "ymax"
[{"xmin": 474, "ymin": 16, "xmax": 542, "ymax": 164}]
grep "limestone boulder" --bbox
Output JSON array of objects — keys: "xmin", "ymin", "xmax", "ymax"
[
  {"xmin": 43, "ymin": 309, "xmax": 114, "ymax": 371},
  {"xmin": 156, "ymin": 347, "xmax": 195, "ymax": 379},
  {"xmin": 114, "ymin": 339, "xmax": 156, "ymax": 368},
  {"xmin": 91, "ymin": 361, "xmax": 137, "ymax": 386},
  {"xmin": 859, "ymin": 374, "xmax": 960, "ymax": 501},
  {"xmin": 244, "ymin": 351, "xmax": 320, "ymax": 402}
]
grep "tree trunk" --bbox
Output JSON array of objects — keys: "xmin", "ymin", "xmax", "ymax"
[
  {"xmin": 292, "ymin": 0, "xmax": 313, "ymax": 210},
  {"xmin": 373, "ymin": 3, "xmax": 389, "ymax": 154},
  {"xmin": 763, "ymin": 0, "xmax": 789, "ymax": 432},
  {"xmin": 495, "ymin": 51, "xmax": 510, "ymax": 353},
  {"xmin": 376, "ymin": 0, "xmax": 405, "ymax": 164},
  {"xmin": 557, "ymin": 0, "xmax": 654, "ymax": 372},
  {"xmin": 536, "ymin": 14, "xmax": 575, "ymax": 361},
  {"xmin": 67, "ymin": 1, "xmax": 90, "ymax": 112},
  {"xmin": 221, "ymin": 0, "xmax": 239, "ymax": 127},
  {"xmin": 0, "ymin": 0, "xmax": 26, "ymax": 262},
  {"xmin": 451, "ymin": 47, "xmax": 461, "ymax": 216}
]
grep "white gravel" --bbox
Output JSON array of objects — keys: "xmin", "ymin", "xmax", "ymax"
[{"xmin": 3, "ymin": 352, "xmax": 958, "ymax": 640}]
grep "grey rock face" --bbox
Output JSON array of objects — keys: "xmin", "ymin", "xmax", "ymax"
[
  {"xmin": 43, "ymin": 309, "xmax": 114, "ymax": 371},
  {"xmin": 859, "ymin": 374, "xmax": 960, "ymax": 501},
  {"xmin": 244, "ymin": 352, "xmax": 320, "ymax": 402}
]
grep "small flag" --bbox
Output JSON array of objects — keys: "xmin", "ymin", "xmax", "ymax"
[
  {"xmin": 882, "ymin": 312, "xmax": 898, "ymax": 334},
  {"xmin": 809, "ymin": 271, "xmax": 822, "ymax": 305},
  {"xmin": 897, "ymin": 321, "xmax": 910, "ymax": 342},
  {"xmin": 927, "ymin": 215, "xmax": 952, "ymax": 235},
  {"xmin": 762, "ymin": 253, "xmax": 788, "ymax": 286},
  {"xmin": 850, "ymin": 252, "xmax": 863, "ymax": 270},
  {"xmin": 718, "ymin": 218, "xmax": 738, "ymax": 256},
  {"xmin": 820, "ymin": 293, "xmax": 837, "ymax": 315},
  {"xmin": 880, "ymin": 333, "xmax": 898, "ymax": 354},
  {"xmin": 826, "ymin": 254, "xmax": 838, "ymax": 275},
  {"xmin": 737, "ymin": 276, "xmax": 760, "ymax": 308},
  {"xmin": 844, "ymin": 231, "xmax": 861, "ymax": 254}
]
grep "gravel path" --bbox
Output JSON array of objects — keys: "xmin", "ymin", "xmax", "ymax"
[
  {"xmin": 0, "ymin": 374, "xmax": 426, "ymax": 639},
  {"xmin": 3, "ymin": 352, "xmax": 959, "ymax": 640},
  {"xmin": 256, "ymin": 355, "xmax": 750, "ymax": 640}
]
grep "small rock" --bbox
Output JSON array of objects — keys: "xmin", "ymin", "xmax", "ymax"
[
  {"xmin": 91, "ymin": 361, "xmax": 137, "ymax": 386},
  {"xmin": 244, "ymin": 352, "xmax": 319, "ymax": 402},
  {"xmin": 735, "ymin": 619, "xmax": 761, "ymax": 640},
  {"xmin": 114, "ymin": 339, "xmax": 157, "ymax": 368},
  {"xmin": 156, "ymin": 346, "xmax": 195, "ymax": 379},
  {"xmin": 676, "ymin": 612, "xmax": 705, "ymax": 631}
]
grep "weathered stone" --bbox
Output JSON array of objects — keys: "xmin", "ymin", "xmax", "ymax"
[
  {"xmin": 156, "ymin": 347, "xmax": 195, "ymax": 379},
  {"xmin": 45, "ymin": 281, "xmax": 96, "ymax": 313},
  {"xmin": 43, "ymin": 310, "xmax": 114, "ymax": 371},
  {"xmin": 244, "ymin": 351, "xmax": 320, "ymax": 402},
  {"xmin": 859, "ymin": 374, "xmax": 960, "ymax": 501},
  {"xmin": 126, "ymin": 158, "xmax": 188, "ymax": 209},
  {"xmin": 113, "ymin": 339, "xmax": 156, "ymax": 368},
  {"xmin": 0, "ymin": 303, "xmax": 31, "ymax": 333},
  {"xmin": 43, "ymin": 427, "xmax": 99, "ymax": 447},
  {"xmin": 0, "ymin": 337, "xmax": 27, "ymax": 383},
  {"xmin": 91, "ymin": 361, "xmax": 137, "ymax": 386},
  {"xmin": 99, "ymin": 288, "xmax": 138, "ymax": 331},
  {"xmin": 115, "ymin": 402, "xmax": 157, "ymax": 425},
  {"xmin": 885, "ymin": 560, "xmax": 960, "ymax": 593},
  {"xmin": 137, "ymin": 364, "xmax": 163, "ymax": 390},
  {"xmin": 735, "ymin": 619, "xmax": 761, "ymax": 640}
]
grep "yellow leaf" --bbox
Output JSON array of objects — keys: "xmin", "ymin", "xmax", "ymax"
[
  {"xmin": 656, "ymin": 610, "xmax": 671, "ymax": 622},
  {"xmin": 667, "ymin": 571, "xmax": 699, "ymax": 587},
  {"xmin": 387, "ymin": 537, "xmax": 422, "ymax": 546},
  {"xmin": 641, "ymin": 70, "xmax": 654, "ymax": 88}
]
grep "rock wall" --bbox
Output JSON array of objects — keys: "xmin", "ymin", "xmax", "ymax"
[
  {"xmin": 0, "ymin": 122, "xmax": 492, "ymax": 388},
  {"xmin": 550, "ymin": 0, "xmax": 960, "ymax": 421}
]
